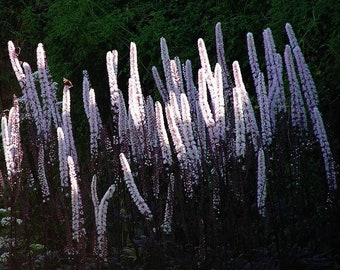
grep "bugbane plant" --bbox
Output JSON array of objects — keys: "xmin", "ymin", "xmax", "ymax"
[
  {"xmin": 82, "ymin": 71, "xmax": 103, "ymax": 161},
  {"xmin": 68, "ymin": 156, "xmax": 85, "ymax": 243},
  {"xmin": 119, "ymin": 153, "xmax": 153, "ymax": 220},
  {"xmin": 91, "ymin": 175, "xmax": 115, "ymax": 259},
  {"xmin": 1, "ymin": 21, "xmax": 337, "ymax": 269},
  {"xmin": 1, "ymin": 96, "xmax": 22, "ymax": 184}
]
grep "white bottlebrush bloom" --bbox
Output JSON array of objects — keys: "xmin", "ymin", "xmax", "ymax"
[
  {"xmin": 161, "ymin": 173, "xmax": 175, "ymax": 234},
  {"xmin": 285, "ymin": 23, "xmax": 318, "ymax": 111},
  {"xmin": 118, "ymin": 90, "xmax": 130, "ymax": 157},
  {"xmin": 38, "ymin": 145, "xmax": 50, "ymax": 201},
  {"xmin": 129, "ymin": 43, "xmax": 145, "ymax": 134},
  {"xmin": 82, "ymin": 71, "xmax": 103, "ymax": 160},
  {"xmin": 197, "ymin": 69, "xmax": 214, "ymax": 128},
  {"xmin": 68, "ymin": 156, "xmax": 85, "ymax": 242},
  {"xmin": 183, "ymin": 60, "xmax": 198, "ymax": 119},
  {"xmin": 82, "ymin": 70, "xmax": 91, "ymax": 119},
  {"xmin": 23, "ymin": 62, "xmax": 46, "ymax": 137},
  {"xmin": 57, "ymin": 127, "xmax": 68, "ymax": 187},
  {"xmin": 2, "ymin": 116, "xmax": 12, "ymax": 178},
  {"xmin": 311, "ymin": 108, "xmax": 337, "ymax": 193},
  {"xmin": 165, "ymin": 103, "xmax": 187, "ymax": 167},
  {"xmin": 197, "ymin": 38, "xmax": 215, "ymax": 96},
  {"xmin": 106, "ymin": 50, "xmax": 120, "ymax": 116},
  {"xmin": 169, "ymin": 91, "xmax": 182, "ymax": 127},
  {"xmin": 170, "ymin": 59, "xmax": 183, "ymax": 104},
  {"xmin": 152, "ymin": 66, "xmax": 168, "ymax": 103},
  {"xmin": 8, "ymin": 41, "xmax": 25, "ymax": 87},
  {"xmin": 233, "ymin": 61, "xmax": 260, "ymax": 155},
  {"xmin": 37, "ymin": 43, "xmax": 61, "ymax": 130},
  {"xmin": 233, "ymin": 61, "xmax": 260, "ymax": 153},
  {"xmin": 233, "ymin": 86, "xmax": 246, "ymax": 158},
  {"xmin": 88, "ymin": 88, "xmax": 100, "ymax": 160},
  {"xmin": 91, "ymin": 174, "xmax": 115, "ymax": 259},
  {"xmin": 247, "ymin": 33, "xmax": 272, "ymax": 147},
  {"xmin": 160, "ymin": 37, "xmax": 175, "ymax": 95},
  {"xmin": 91, "ymin": 174, "xmax": 99, "ymax": 222},
  {"xmin": 1, "ymin": 98, "xmax": 22, "ymax": 181},
  {"xmin": 8, "ymin": 105, "xmax": 21, "ymax": 169},
  {"xmin": 145, "ymin": 95, "xmax": 158, "ymax": 165},
  {"xmin": 128, "ymin": 77, "xmax": 146, "ymax": 160},
  {"xmin": 284, "ymin": 45, "xmax": 307, "ymax": 132},
  {"xmin": 213, "ymin": 63, "xmax": 226, "ymax": 141},
  {"xmin": 62, "ymin": 85, "xmax": 79, "ymax": 172},
  {"xmin": 180, "ymin": 93, "xmax": 200, "ymax": 186},
  {"xmin": 198, "ymin": 69, "xmax": 217, "ymax": 152},
  {"xmin": 215, "ymin": 22, "xmax": 232, "ymax": 95},
  {"xmin": 257, "ymin": 148, "xmax": 266, "ymax": 217},
  {"xmin": 181, "ymin": 93, "xmax": 200, "ymax": 163},
  {"xmin": 232, "ymin": 62, "xmax": 246, "ymax": 157},
  {"xmin": 263, "ymin": 28, "xmax": 286, "ymax": 129},
  {"xmin": 119, "ymin": 153, "xmax": 153, "ymax": 220},
  {"xmin": 155, "ymin": 101, "xmax": 173, "ymax": 166}
]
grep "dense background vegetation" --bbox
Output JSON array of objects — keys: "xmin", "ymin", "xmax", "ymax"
[{"xmin": 0, "ymin": 0, "xmax": 339, "ymax": 269}]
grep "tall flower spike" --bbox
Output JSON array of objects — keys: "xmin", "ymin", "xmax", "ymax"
[
  {"xmin": 62, "ymin": 84, "xmax": 79, "ymax": 172},
  {"xmin": 198, "ymin": 69, "xmax": 216, "ymax": 151},
  {"xmin": 263, "ymin": 28, "xmax": 286, "ymax": 129},
  {"xmin": 37, "ymin": 43, "xmax": 61, "ymax": 130},
  {"xmin": 233, "ymin": 61, "xmax": 260, "ymax": 152},
  {"xmin": 129, "ymin": 42, "xmax": 145, "ymax": 128},
  {"xmin": 161, "ymin": 173, "xmax": 175, "ymax": 234},
  {"xmin": 128, "ymin": 78, "xmax": 145, "ymax": 160},
  {"xmin": 285, "ymin": 23, "xmax": 336, "ymax": 194},
  {"xmin": 2, "ymin": 97, "xmax": 23, "ymax": 182},
  {"xmin": 8, "ymin": 96, "xmax": 22, "ymax": 176},
  {"xmin": 165, "ymin": 99, "xmax": 193, "ymax": 198},
  {"xmin": 183, "ymin": 60, "xmax": 198, "ymax": 120},
  {"xmin": 181, "ymin": 94, "xmax": 200, "ymax": 185},
  {"xmin": 22, "ymin": 62, "xmax": 46, "ymax": 137},
  {"xmin": 215, "ymin": 22, "xmax": 232, "ymax": 92},
  {"xmin": 38, "ymin": 144, "xmax": 50, "ymax": 202},
  {"xmin": 155, "ymin": 101, "xmax": 173, "ymax": 166},
  {"xmin": 95, "ymin": 179, "xmax": 116, "ymax": 259},
  {"xmin": 145, "ymin": 95, "xmax": 158, "ymax": 168},
  {"xmin": 181, "ymin": 93, "xmax": 200, "ymax": 163},
  {"xmin": 214, "ymin": 63, "xmax": 226, "ymax": 141},
  {"xmin": 311, "ymin": 108, "xmax": 337, "ymax": 193},
  {"xmin": 284, "ymin": 45, "xmax": 307, "ymax": 132},
  {"xmin": 8, "ymin": 41, "xmax": 25, "ymax": 87},
  {"xmin": 2, "ymin": 116, "xmax": 12, "ymax": 179},
  {"xmin": 165, "ymin": 102, "xmax": 187, "ymax": 167},
  {"xmin": 198, "ymin": 38, "xmax": 215, "ymax": 96},
  {"xmin": 160, "ymin": 37, "xmax": 175, "ymax": 95},
  {"xmin": 170, "ymin": 57, "xmax": 184, "ymax": 107},
  {"xmin": 232, "ymin": 62, "xmax": 246, "ymax": 158},
  {"xmin": 198, "ymin": 38, "xmax": 221, "ymax": 129},
  {"xmin": 88, "ymin": 88, "xmax": 101, "ymax": 160},
  {"xmin": 82, "ymin": 70, "xmax": 91, "ymax": 119},
  {"xmin": 285, "ymin": 23, "xmax": 318, "ymax": 111},
  {"xmin": 119, "ymin": 153, "xmax": 153, "ymax": 220},
  {"xmin": 118, "ymin": 90, "xmax": 130, "ymax": 157},
  {"xmin": 68, "ymin": 156, "xmax": 85, "ymax": 242},
  {"xmin": 247, "ymin": 32, "xmax": 272, "ymax": 146},
  {"xmin": 257, "ymin": 148, "xmax": 266, "ymax": 217},
  {"xmin": 152, "ymin": 66, "xmax": 168, "ymax": 103},
  {"xmin": 107, "ymin": 50, "xmax": 120, "ymax": 116},
  {"xmin": 91, "ymin": 174, "xmax": 99, "ymax": 223},
  {"xmin": 57, "ymin": 127, "xmax": 68, "ymax": 187}
]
